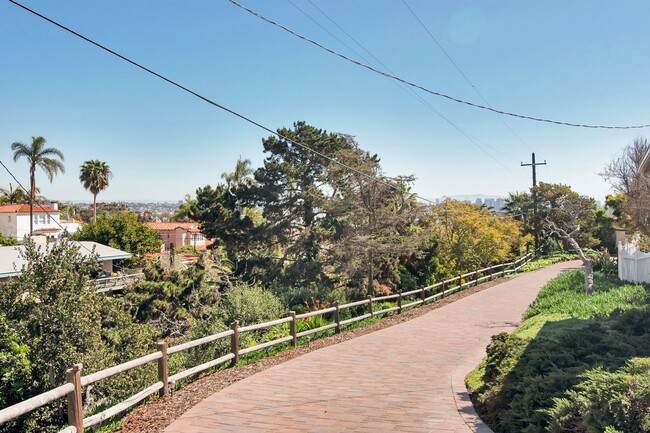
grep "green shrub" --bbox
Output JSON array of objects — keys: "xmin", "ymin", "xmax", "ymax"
[
  {"xmin": 588, "ymin": 249, "xmax": 618, "ymax": 277},
  {"xmin": 219, "ymin": 284, "xmax": 284, "ymax": 326},
  {"xmin": 546, "ymin": 358, "xmax": 650, "ymax": 433},
  {"xmin": 468, "ymin": 270, "xmax": 650, "ymax": 433},
  {"xmin": 175, "ymin": 245, "xmax": 200, "ymax": 254},
  {"xmin": 296, "ymin": 315, "xmax": 331, "ymax": 333}
]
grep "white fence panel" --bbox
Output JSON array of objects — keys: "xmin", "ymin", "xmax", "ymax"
[{"xmin": 618, "ymin": 241, "xmax": 650, "ymax": 283}]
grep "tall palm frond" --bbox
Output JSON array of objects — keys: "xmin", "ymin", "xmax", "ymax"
[{"xmin": 11, "ymin": 136, "xmax": 65, "ymax": 235}]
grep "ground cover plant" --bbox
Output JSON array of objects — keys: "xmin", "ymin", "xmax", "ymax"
[
  {"xmin": 467, "ymin": 270, "xmax": 650, "ymax": 433},
  {"xmin": 519, "ymin": 252, "xmax": 577, "ymax": 273}
]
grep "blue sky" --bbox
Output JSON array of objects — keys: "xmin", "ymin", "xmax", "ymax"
[{"xmin": 1, "ymin": 1, "xmax": 649, "ymax": 202}]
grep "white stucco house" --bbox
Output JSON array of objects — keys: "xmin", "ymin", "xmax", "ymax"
[{"xmin": 0, "ymin": 203, "xmax": 80, "ymax": 240}]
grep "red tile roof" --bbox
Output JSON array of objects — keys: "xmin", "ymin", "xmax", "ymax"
[
  {"xmin": 0, "ymin": 204, "xmax": 58, "ymax": 214},
  {"xmin": 145, "ymin": 222, "xmax": 202, "ymax": 232}
]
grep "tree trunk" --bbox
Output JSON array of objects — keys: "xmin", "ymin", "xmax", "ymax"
[
  {"xmin": 93, "ymin": 193, "xmax": 97, "ymax": 223},
  {"xmin": 549, "ymin": 224, "xmax": 596, "ymax": 294},
  {"xmin": 584, "ymin": 259, "xmax": 595, "ymax": 295}
]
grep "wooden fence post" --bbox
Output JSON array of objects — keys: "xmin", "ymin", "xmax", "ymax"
[
  {"xmin": 420, "ymin": 287, "xmax": 425, "ymax": 303},
  {"xmin": 457, "ymin": 275, "xmax": 462, "ymax": 289},
  {"xmin": 289, "ymin": 311, "xmax": 297, "ymax": 348},
  {"xmin": 502, "ymin": 266, "xmax": 506, "ymax": 278},
  {"xmin": 474, "ymin": 271, "xmax": 479, "ymax": 286},
  {"xmin": 157, "ymin": 342, "xmax": 169, "ymax": 397},
  {"xmin": 441, "ymin": 281, "xmax": 446, "ymax": 298},
  {"xmin": 230, "ymin": 321, "xmax": 239, "ymax": 367},
  {"xmin": 367, "ymin": 295, "xmax": 373, "ymax": 317},
  {"xmin": 65, "ymin": 363, "xmax": 84, "ymax": 433},
  {"xmin": 334, "ymin": 301, "xmax": 340, "ymax": 334},
  {"xmin": 397, "ymin": 291, "xmax": 402, "ymax": 314}
]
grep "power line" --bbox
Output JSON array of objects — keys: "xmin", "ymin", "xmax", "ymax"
[
  {"xmin": 7, "ymin": 0, "xmax": 438, "ymax": 206},
  {"xmin": 285, "ymin": 0, "xmax": 368, "ymax": 67},
  {"xmin": 291, "ymin": 1, "xmax": 526, "ymax": 182},
  {"xmin": 10, "ymin": 1, "xmax": 529, "ymax": 210},
  {"xmin": 400, "ymin": 0, "xmax": 533, "ymax": 151},
  {"xmin": 227, "ymin": 0, "xmax": 650, "ymax": 130}
]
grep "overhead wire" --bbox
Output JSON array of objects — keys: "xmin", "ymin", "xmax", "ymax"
[
  {"xmin": 400, "ymin": 0, "xmax": 533, "ymax": 152},
  {"xmin": 9, "ymin": 1, "xmax": 531, "ymax": 213},
  {"xmin": 7, "ymin": 0, "xmax": 439, "ymax": 206},
  {"xmin": 227, "ymin": 0, "xmax": 650, "ymax": 130},
  {"xmin": 293, "ymin": 0, "xmax": 526, "ymax": 181}
]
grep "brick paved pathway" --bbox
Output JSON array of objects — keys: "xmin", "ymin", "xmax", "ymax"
[{"xmin": 165, "ymin": 261, "xmax": 580, "ymax": 433}]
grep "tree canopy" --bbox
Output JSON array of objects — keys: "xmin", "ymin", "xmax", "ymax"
[
  {"xmin": 72, "ymin": 211, "xmax": 162, "ymax": 256},
  {"xmin": 193, "ymin": 121, "xmax": 531, "ymax": 301},
  {"xmin": 601, "ymin": 137, "xmax": 650, "ymax": 236}
]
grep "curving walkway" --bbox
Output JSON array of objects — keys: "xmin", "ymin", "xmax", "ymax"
[{"xmin": 165, "ymin": 261, "xmax": 580, "ymax": 433}]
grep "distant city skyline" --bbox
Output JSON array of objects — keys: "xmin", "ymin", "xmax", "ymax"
[{"xmin": 2, "ymin": 1, "xmax": 649, "ymax": 203}]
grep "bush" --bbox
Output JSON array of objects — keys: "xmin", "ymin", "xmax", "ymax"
[
  {"xmin": 546, "ymin": 358, "xmax": 650, "ymax": 433},
  {"xmin": 588, "ymin": 248, "xmax": 617, "ymax": 277},
  {"xmin": 0, "ymin": 239, "xmax": 159, "ymax": 433},
  {"xmin": 468, "ymin": 270, "xmax": 650, "ymax": 433},
  {"xmin": 72, "ymin": 211, "xmax": 162, "ymax": 256},
  {"xmin": 219, "ymin": 284, "xmax": 284, "ymax": 326}
]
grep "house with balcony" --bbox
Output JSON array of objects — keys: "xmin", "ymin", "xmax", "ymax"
[{"xmin": 144, "ymin": 222, "xmax": 211, "ymax": 251}]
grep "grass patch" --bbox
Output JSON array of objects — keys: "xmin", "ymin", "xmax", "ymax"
[
  {"xmin": 519, "ymin": 252, "xmax": 577, "ymax": 273},
  {"xmin": 465, "ymin": 358, "xmax": 486, "ymax": 392},
  {"xmin": 524, "ymin": 271, "xmax": 648, "ymax": 320},
  {"xmin": 467, "ymin": 270, "xmax": 650, "ymax": 433}
]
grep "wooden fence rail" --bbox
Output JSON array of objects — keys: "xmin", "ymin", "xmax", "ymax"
[{"xmin": 0, "ymin": 250, "xmax": 538, "ymax": 432}]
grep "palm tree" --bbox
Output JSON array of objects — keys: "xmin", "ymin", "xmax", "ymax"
[
  {"xmin": 221, "ymin": 158, "xmax": 254, "ymax": 217},
  {"xmin": 221, "ymin": 158, "xmax": 253, "ymax": 192},
  {"xmin": 503, "ymin": 192, "xmax": 532, "ymax": 221},
  {"xmin": 79, "ymin": 160, "xmax": 112, "ymax": 223},
  {"xmin": 11, "ymin": 136, "xmax": 65, "ymax": 235},
  {"xmin": 4, "ymin": 183, "xmax": 31, "ymax": 204},
  {"xmin": 173, "ymin": 194, "xmax": 198, "ymax": 222}
]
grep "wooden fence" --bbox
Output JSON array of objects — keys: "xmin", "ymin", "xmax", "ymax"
[
  {"xmin": 0, "ymin": 252, "xmax": 536, "ymax": 432},
  {"xmin": 618, "ymin": 241, "xmax": 650, "ymax": 284}
]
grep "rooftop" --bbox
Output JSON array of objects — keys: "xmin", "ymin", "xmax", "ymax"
[
  {"xmin": 145, "ymin": 222, "xmax": 202, "ymax": 233},
  {"xmin": 0, "ymin": 204, "xmax": 58, "ymax": 214},
  {"xmin": 0, "ymin": 241, "xmax": 132, "ymax": 278}
]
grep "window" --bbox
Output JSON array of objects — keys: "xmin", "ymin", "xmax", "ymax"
[
  {"xmin": 33, "ymin": 216, "xmax": 38, "ymax": 225},
  {"xmin": 47, "ymin": 215, "xmax": 51, "ymax": 224},
  {"xmin": 39, "ymin": 215, "xmax": 46, "ymax": 225}
]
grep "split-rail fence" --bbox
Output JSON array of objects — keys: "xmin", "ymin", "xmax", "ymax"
[{"xmin": 0, "ymin": 252, "xmax": 537, "ymax": 432}]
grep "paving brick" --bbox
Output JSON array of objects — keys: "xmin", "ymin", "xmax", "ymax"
[{"xmin": 165, "ymin": 261, "xmax": 580, "ymax": 433}]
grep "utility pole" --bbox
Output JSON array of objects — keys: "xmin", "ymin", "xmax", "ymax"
[{"xmin": 521, "ymin": 153, "xmax": 546, "ymax": 250}]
